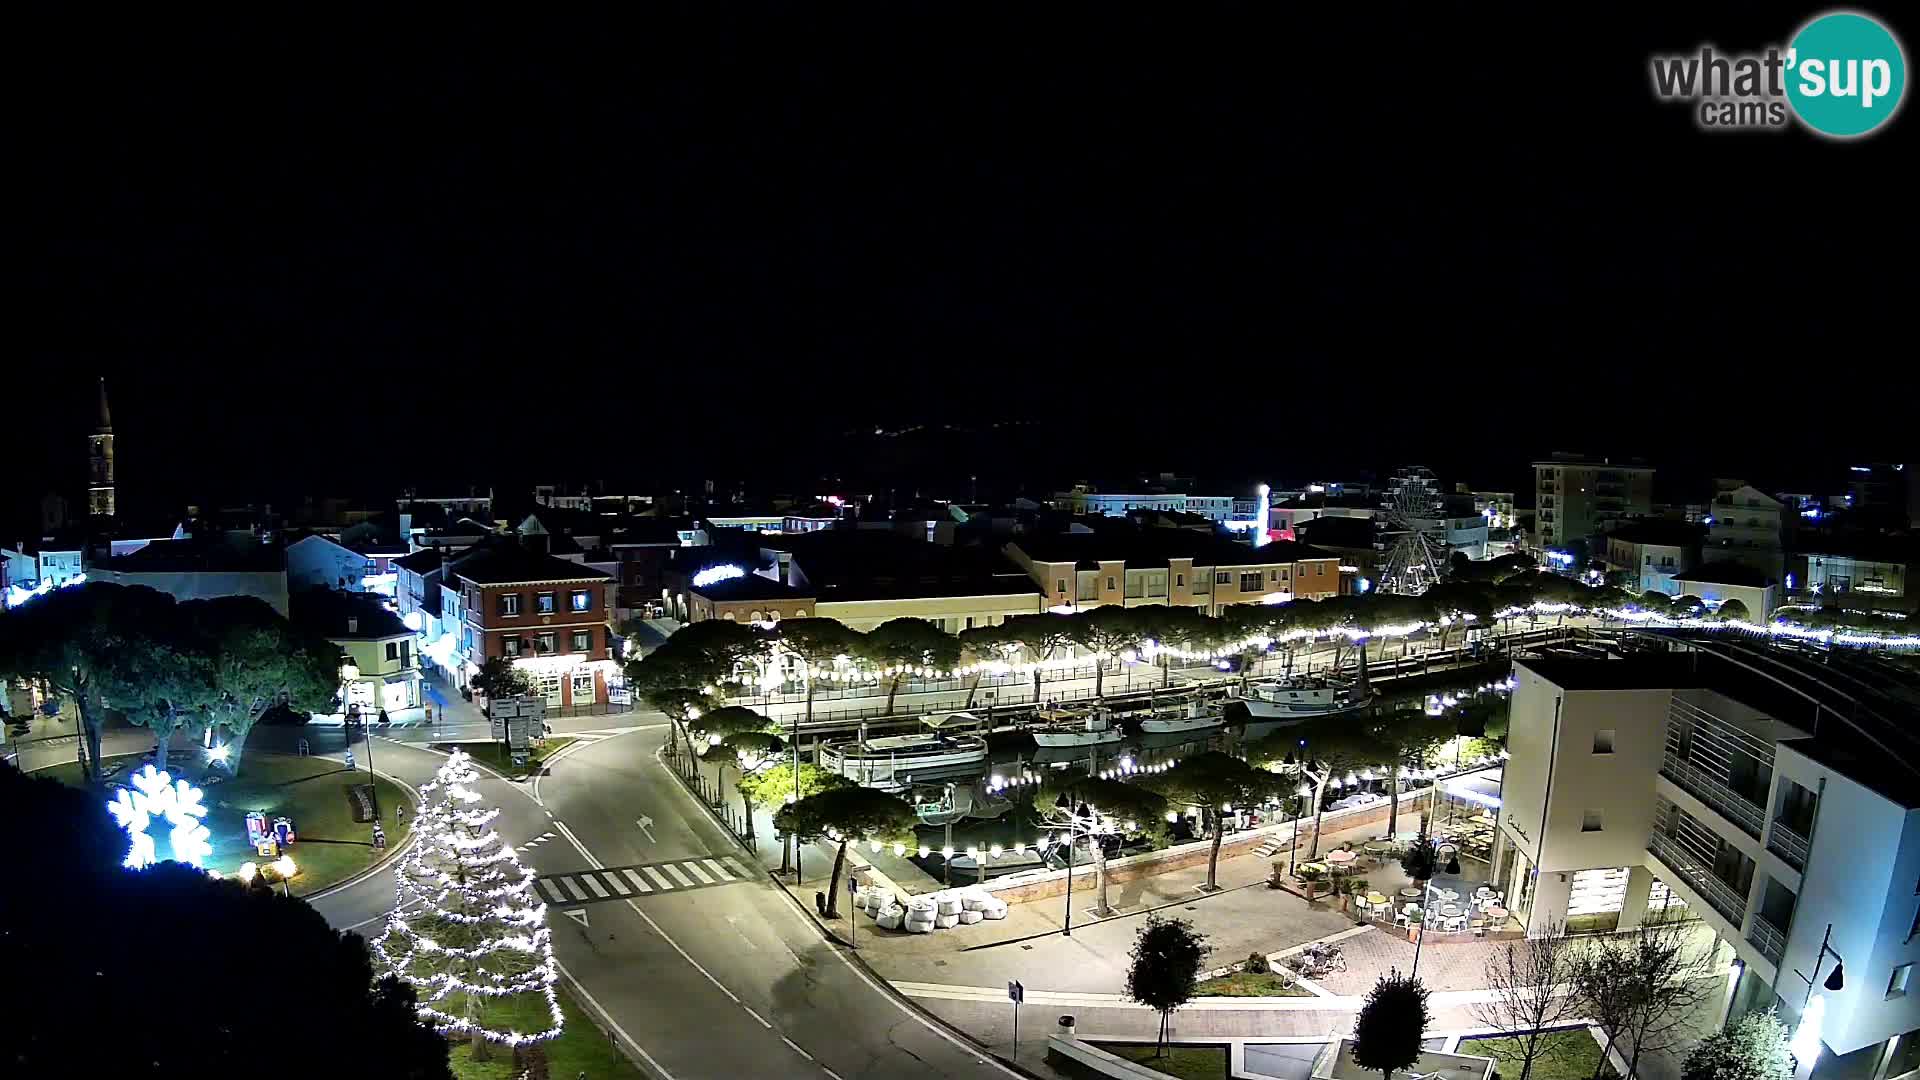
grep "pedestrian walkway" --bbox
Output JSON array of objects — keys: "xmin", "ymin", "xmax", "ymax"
[{"xmin": 534, "ymin": 854, "xmax": 757, "ymax": 905}]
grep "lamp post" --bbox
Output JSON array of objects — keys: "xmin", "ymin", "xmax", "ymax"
[
  {"xmin": 1278, "ymin": 748, "xmax": 1330, "ymax": 877},
  {"xmin": 1408, "ymin": 845, "xmax": 1461, "ymax": 979},
  {"xmin": 342, "ymin": 660, "xmax": 376, "ymax": 812}
]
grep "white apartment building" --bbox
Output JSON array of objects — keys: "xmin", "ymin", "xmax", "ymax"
[
  {"xmin": 1058, "ymin": 486, "xmax": 1236, "ymax": 522},
  {"xmin": 1533, "ymin": 455, "xmax": 1655, "ymax": 550},
  {"xmin": 1495, "ymin": 644, "xmax": 1920, "ymax": 1080},
  {"xmin": 1706, "ymin": 483, "xmax": 1786, "ymax": 581}
]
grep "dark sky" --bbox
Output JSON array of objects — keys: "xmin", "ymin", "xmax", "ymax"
[{"xmin": 13, "ymin": 5, "xmax": 1915, "ymax": 521}]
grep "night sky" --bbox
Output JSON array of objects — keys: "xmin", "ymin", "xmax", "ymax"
[{"xmin": 12, "ymin": 6, "xmax": 1914, "ymax": 522}]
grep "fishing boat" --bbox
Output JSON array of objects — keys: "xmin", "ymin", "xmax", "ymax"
[
  {"xmin": 1137, "ymin": 700, "xmax": 1226, "ymax": 735},
  {"xmin": 1237, "ymin": 675, "xmax": 1373, "ymax": 720},
  {"xmin": 1029, "ymin": 705, "xmax": 1123, "ymax": 748},
  {"xmin": 819, "ymin": 715, "xmax": 990, "ymax": 786}
]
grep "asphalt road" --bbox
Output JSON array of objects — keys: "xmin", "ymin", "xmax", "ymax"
[{"xmin": 307, "ymin": 722, "xmax": 1016, "ymax": 1080}]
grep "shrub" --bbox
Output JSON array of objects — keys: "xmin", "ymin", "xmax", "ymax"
[{"xmin": 1244, "ymin": 951, "xmax": 1271, "ymax": 975}]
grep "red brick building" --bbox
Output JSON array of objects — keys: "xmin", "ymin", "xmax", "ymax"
[{"xmin": 455, "ymin": 543, "xmax": 616, "ymax": 709}]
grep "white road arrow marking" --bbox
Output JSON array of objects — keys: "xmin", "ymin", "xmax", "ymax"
[
  {"xmin": 564, "ymin": 908, "xmax": 590, "ymax": 928},
  {"xmin": 635, "ymin": 816, "xmax": 656, "ymax": 843}
]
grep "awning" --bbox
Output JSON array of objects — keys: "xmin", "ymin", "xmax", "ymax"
[{"xmin": 1443, "ymin": 767, "xmax": 1503, "ymax": 808}]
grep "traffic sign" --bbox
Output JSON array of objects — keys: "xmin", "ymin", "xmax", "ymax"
[{"xmin": 1007, "ymin": 980, "xmax": 1024, "ymax": 1004}]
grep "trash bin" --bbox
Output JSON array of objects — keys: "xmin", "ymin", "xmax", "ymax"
[
  {"xmin": 1057, "ymin": 1015, "xmax": 1075, "ymax": 1037},
  {"xmin": 814, "ymin": 891, "xmax": 826, "ymax": 915}
]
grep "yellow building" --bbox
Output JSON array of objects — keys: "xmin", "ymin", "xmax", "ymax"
[
  {"xmin": 292, "ymin": 588, "xmax": 422, "ymax": 715},
  {"xmin": 1005, "ymin": 533, "xmax": 1341, "ymax": 614}
]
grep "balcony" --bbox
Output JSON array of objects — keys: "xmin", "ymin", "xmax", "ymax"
[
  {"xmin": 1767, "ymin": 821, "xmax": 1811, "ymax": 871},
  {"xmin": 1648, "ymin": 832, "xmax": 1749, "ymax": 925},
  {"xmin": 1661, "ymin": 754, "xmax": 1766, "ymax": 840},
  {"xmin": 1747, "ymin": 912, "xmax": 1788, "ymax": 966}
]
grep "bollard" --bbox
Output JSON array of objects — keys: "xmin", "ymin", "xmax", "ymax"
[{"xmin": 1057, "ymin": 1015, "xmax": 1076, "ymax": 1037}]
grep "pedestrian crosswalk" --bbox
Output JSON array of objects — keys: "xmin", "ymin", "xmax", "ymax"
[{"xmin": 535, "ymin": 856, "xmax": 756, "ymax": 905}]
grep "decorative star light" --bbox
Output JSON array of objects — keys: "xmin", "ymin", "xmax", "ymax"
[{"xmin": 106, "ymin": 764, "xmax": 213, "ymax": 870}]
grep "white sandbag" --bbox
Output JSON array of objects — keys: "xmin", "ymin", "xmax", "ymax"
[
  {"xmin": 962, "ymin": 895, "xmax": 990, "ymax": 912},
  {"xmin": 906, "ymin": 918, "xmax": 933, "ymax": 934},
  {"xmin": 981, "ymin": 901, "xmax": 1008, "ymax": 920},
  {"xmin": 907, "ymin": 898, "xmax": 937, "ymax": 915},
  {"xmin": 876, "ymin": 909, "xmax": 903, "ymax": 930},
  {"xmin": 936, "ymin": 912, "xmax": 959, "ymax": 929},
  {"xmin": 958, "ymin": 909, "xmax": 983, "ymax": 925},
  {"xmin": 936, "ymin": 895, "xmax": 962, "ymax": 916}
]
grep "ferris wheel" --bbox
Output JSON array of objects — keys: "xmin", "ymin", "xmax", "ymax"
[{"xmin": 1375, "ymin": 466, "xmax": 1447, "ymax": 595}]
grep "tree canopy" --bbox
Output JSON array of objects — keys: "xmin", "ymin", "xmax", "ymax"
[
  {"xmin": 0, "ymin": 761, "xmax": 450, "ymax": 1079},
  {"xmin": 1125, "ymin": 915, "xmax": 1212, "ymax": 1054},
  {"xmin": 1148, "ymin": 750, "xmax": 1290, "ymax": 888},
  {"xmin": 774, "ymin": 785, "xmax": 918, "ymax": 916},
  {"xmin": 1351, "ymin": 970, "xmax": 1432, "ymax": 1080}
]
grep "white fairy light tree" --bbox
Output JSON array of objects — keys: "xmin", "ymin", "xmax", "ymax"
[{"xmin": 373, "ymin": 749, "xmax": 562, "ymax": 1059}]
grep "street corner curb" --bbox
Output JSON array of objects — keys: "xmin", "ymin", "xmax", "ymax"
[{"xmin": 302, "ymin": 768, "xmax": 422, "ymax": 903}]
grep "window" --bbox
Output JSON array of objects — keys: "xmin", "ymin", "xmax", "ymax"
[
  {"xmin": 1890, "ymin": 964, "xmax": 1912, "ymax": 1000},
  {"xmin": 400, "ymin": 640, "xmax": 411, "ymax": 667},
  {"xmin": 500, "ymin": 593, "xmax": 521, "ymax": 617},
  {"xmin": 1056, "ymin": 578, "xmax": 1067, "ymax": 594},
  {"xmin": 1107, "ymin": 576, "xmax": 1116, "ymax": 591},
  {"xmin": 1175, "ymin": 574, "xmax": 1184, "ymax": 587},
  {"xmin": 1215, "ymin": 572, "xmax": 1230, "ymax": 585},
  {"xmin": 1239, "ymin": 571, "xmax": 1263, "ymax": 592},
  {"xmin": 536, "ymin": 631, "xmax": 557, "ymax": 653},
  {"xmin": 1316, "ymin": 563, "xmax": 1325, "ymax": 576},
  {"xmin": 571, "ymin": 670, "xmax": 596, "ymax": 704},
  {"xmin": 965, "ymin": 616, "xmax": 974, "ymax": 629},
  {"xmin": 386, "ymin": 641, "xmax": 400, "ymax": 661},
  {"xmin": 537, "ymin": 592, "xmax": 556, "ymax": 614},
  {"xmin": 503, "ymin": 636, "xmax": 521, "ymax": 657},
  {"xmin": 572, "ymin": 630, "xmax": 592, "ymax": 652},
  {"xmin": 1270, "ymin": 569, "xmax": 1280, "ymax": 582},
  {"xmin": 1594, "ymin": 729, "xmax": 1615, "ymax": 754},
  {"xmin": 1581, "ymin": 810, "xmax": 1604, "ymax": 832},
  {"xmin": 536, "ymin": 671, "xmax": 563, "ymax": 706},
  {"xmin": 571, "ymin": 590, "xmax": 591, "ymax": 613}
]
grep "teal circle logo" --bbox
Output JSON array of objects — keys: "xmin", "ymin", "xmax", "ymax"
[{"xmin": 1786, "ymin": 11, "xmax": 1906, "ymax": 137}]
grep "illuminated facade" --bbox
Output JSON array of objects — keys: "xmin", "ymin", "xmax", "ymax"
[
  {"xmin": 1496, "ymin": 645, "xmax": 1920, "ymax": 1080},
  {"xmin": 454, "ymin": 543, "xmax": 615, "ymax": 709}
]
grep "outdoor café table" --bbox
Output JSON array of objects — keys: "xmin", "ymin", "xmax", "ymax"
[
  {"xmin": 1441, "ymin": 903, "xmax": 1462, "ymax": 918},
  {"xmin": 1366, "ymin": 892, "xmax": 1389, "ymax": 908},
  {"xmin": 1400, "ymin": 887, "xmax": 1422, "ymax": 900},
  {"xmin": 1487, "ymin": 905, "xmax": 1510, "ymax": 921},
  {"xmin": 1327, "ymin": 850, "xmax": 1357, "ymax": 869},
  {"xmin": 1363, "ymin": 840, "xmax": 1395, "ymax": 855}
]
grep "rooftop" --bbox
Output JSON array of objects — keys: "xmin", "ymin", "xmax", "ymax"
[
  {"xmin": 1606, "ymin": 520, "xmax": 1707, "ymax": 548},
  {"xmin": 1010, "ymin": 530, "xmax": 1337, "ymax": 570},
  {"xmin": 1296, "ymin": 517, "xmax": 1376, "ymax": 549},
  {"xmin": 453, "ymin": 544, "xmax": 612, "ymax": 585},
  {"xmin": 107, "ymin": 538, "xmax": 286, "ymax": 573},
  {"xmin": 691, "ymin": 572, "xmax": 814, "ymax": 603},
  {"xmin": 1672, "ymin": 562, "xmax": 1776, "ymax": 588},
  {"xmin": 290, "ymin": 588, "xmax": 412, "ymax": 640},
  {"xmin": 1517, "ymin": 655, "xmax": 1705, "ymax": 691}
]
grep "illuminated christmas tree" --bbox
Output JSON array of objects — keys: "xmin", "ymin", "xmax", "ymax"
[{"xmin": 373, "ymin": 749, "xmax": 562, "ymax": 1057}]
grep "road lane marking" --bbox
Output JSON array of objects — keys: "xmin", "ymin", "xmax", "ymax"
[
  {"xmin": 782, "ymin": 1036, "xmax": 812, "ymax": 1060},
  {"xmin": 537, "ymin": 880, "xmax": 567, "ymax": 903},
  {"xmin": 682, "ymin": 861, "xmax": 715, "ymax": 885},
  {"xmin": 702, "ymin": 858, "xmax": 734, "ymax": 880},
  {"xmin": 552, "ymin": 962, "xmax": 679, "ymax": 1080},
  {"xmin": 561, "ymin": 877, "xmax": 590, "ymax": 901},
  {"xmin": 582, "ymin": 874, "xmax": 610, "ymax": 898},
  {"xmin": 622, "ymin": 869, "xmax": 653, "ymax": 893},
  {"xmin": 821, "ymin": 1068, "xmax": 843, "ymax": 1080},
  {"xmin": 662, "ymin": 863, "xmax": 696, "ymax": 887},
  {"xmin": 604, "ymin": 871, "xmax": 632, "ymax": 896},
  {"xmin": 724, "ymin": 857, "xmax": 756, "ymax": 879},
  {"xmin": 642, "ymin": 866, "xmax": 675, "ymax": 890},
  {"xmin": 742, "ymin": 1005, "xmax": 771, "ymax": 1028}
]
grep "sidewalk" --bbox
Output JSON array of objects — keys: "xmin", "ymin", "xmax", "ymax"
[{"xmin": 850, "ymin": 806, "xmax": 1445, "ymax": 996}]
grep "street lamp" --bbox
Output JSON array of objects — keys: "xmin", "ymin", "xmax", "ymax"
[
  {"xmin": 1408, "ymin": 844, "xmax": 1462, "ymax": 979},
  {"xmin": 341, "ymin": 660, "xmax": 377, "ymax": 816}
]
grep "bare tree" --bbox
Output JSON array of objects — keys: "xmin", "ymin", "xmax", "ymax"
[
  {"xmin": 1572, "ymin": 913, "xmax": 1721, "ymax": 1080},
  {"xmin": 1469, "ymin": 920, "xmax": 1582, "ymax": 1080}
]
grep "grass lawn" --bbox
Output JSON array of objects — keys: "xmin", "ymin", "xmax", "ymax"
[
  {"xmin": 451, "ymin": 737, "xmax": 578, "ymax": 778},
  {"xmin": 44, "ymin": 750, "xmax": 413, "ymax": 896},
  {"xmin": 1098, "ymin": 1043, "xmax": 1229, "ymax": 1080},
  {"xmin": 1193, "ymin": 970, "xmax": 1314, "ymax": 997},
  {"xmin": 1459, "ymin": 1029, "xmax": 1616, "ymax": 1080},
  {"xmin": 447, "ymin": 982, "xmax": 643, "ymax": 1079}
]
